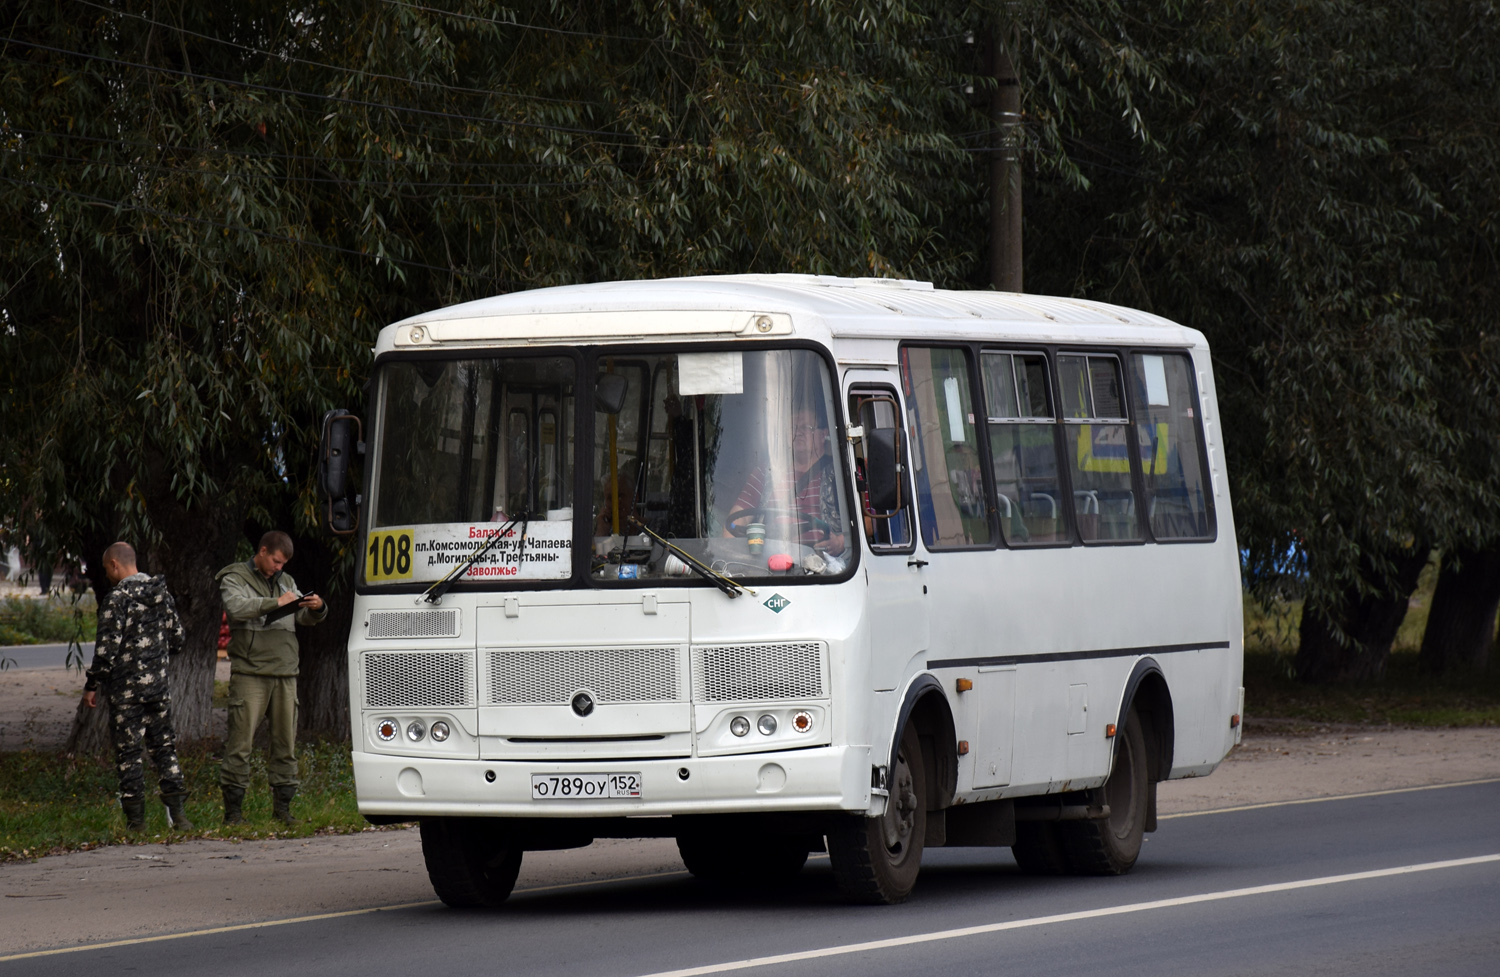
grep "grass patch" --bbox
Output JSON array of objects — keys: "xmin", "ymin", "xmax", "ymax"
[
  {"xmin": 1242, "ymin": 558, "xmax": 1500, "ymax": 726},
  {"xmin": 0, "ymin": 739, "xmax": 373, "ymax": 862},
  {"xmin": 0, "ymin": 593, "xmax": 97, "ymax": 647}
]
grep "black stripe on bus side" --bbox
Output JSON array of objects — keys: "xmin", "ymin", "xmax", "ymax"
[{"xmin": 926, "ymin": 640, "xmax": 1232, "ymax": 670}]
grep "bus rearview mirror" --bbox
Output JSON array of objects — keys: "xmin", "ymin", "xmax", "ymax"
[
  {"xmin": 594, "ymin": 373, "xmax": 629, "ymax": 414},
  {"xmin": 866, "ymin": 427, "xmax": 901, "ymax": 512},
  {"xmin": 319, "ymin": 409, "xmax": 364, "ymax": 534}
]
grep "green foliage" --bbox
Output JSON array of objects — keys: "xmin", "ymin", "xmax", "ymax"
[
  {"xmin": 1021, "ymin": 2, "xmax": 1500, "ymax": 620},
  {"xmin": 0, "ymin": 740, "xmax": 368, "ymax": 861},
  {"xmin": 0, "ymin": 594, "xmax": 96, "ymax": 647}
]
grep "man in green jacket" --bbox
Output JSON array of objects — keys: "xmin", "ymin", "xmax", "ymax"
[{"xmin": 216, "ymin": 530, "xmax": 327, "ymax": 825}]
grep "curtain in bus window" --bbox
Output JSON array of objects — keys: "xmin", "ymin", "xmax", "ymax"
[
  {"xmin": 900, "ymin": 347, "xmax": 992, "ymax": 548},
  {"xmin": 981, "ymin": 352, "xmax": 1069, "ymax": 545},
  {"xmin": 1130, "ymin": 353, "xmax": 1213, "ymax": 538},
  {"xmin": 1058, "ymin": 354, "xmax": 1140, "ymax": 543}
]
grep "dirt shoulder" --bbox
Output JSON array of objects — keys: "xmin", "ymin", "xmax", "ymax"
[{"xmin": 4, "ymin": 722, "xmax": 1499, "ymax": 957}]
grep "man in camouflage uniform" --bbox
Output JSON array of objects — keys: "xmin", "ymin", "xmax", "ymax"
[{"xmin": 84, "ymin": 542, "xmax": 194, "ymax": 832}]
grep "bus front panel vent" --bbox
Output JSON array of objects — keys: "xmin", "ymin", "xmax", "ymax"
[
  {"xmin": 365, "ymin": 651, "xmax": 473, "ymax": 708},
  {"xmin": 693, "ymin": 643, "xmax": 826, "ymax": 701},
  {"xmin": 484, "ymin": 647, "xmax": 683, "ymax": 705},
  {"xmin": 367, "ymin": 609, "xmax": 461, "ymax": 639}
]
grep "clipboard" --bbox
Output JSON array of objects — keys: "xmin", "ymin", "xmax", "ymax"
[{"xmin": 264, "ymin": 591, "xmax": 316, "ymax": 624}]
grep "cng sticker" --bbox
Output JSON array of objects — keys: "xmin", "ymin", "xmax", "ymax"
[{"xmin": 763, "ymin": 593, "xmax": 791, "ymax": 614}]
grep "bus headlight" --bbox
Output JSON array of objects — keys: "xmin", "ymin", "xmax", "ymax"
[
  {"xmin": 406, "ymin": 720, "xmax": 426, "ymax": 742},
  {"xmin": 730, "ymin": 716, "xmax": 750, "ymax": 737},
  {"xmin": 430, "ymin": 721, "xmax": 451, "ymax": 742},
  {"xmin": 757, "ymin": 714, "xmax": 778, "ymax": 736},
  {"xmin": 376, "ymin": 718, "xmax": 398, "ymax": 742}
]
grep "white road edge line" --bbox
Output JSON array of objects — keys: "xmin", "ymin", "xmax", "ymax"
[
  {"xmin": 1158, "ymin": 777, "xmax": 1500, "ymax": 819},
  {"xmin": 634, "ymin": 854, "xmax": 1500, "ymax": 977}
]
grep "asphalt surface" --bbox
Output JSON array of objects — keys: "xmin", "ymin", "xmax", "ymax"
[
  {"xmin": 7, "ymin": 781, "xmax": 1499, "ymax": 976},
  {"xmin": 0, "ymin": 643, "xmax": 91, "ymax": 671}
]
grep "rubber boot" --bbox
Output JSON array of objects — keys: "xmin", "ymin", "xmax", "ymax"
[
  {"xmin": 271, "ymin": 784, "xmax": 300, "ymax": 825},
  {"xmin": 121, "ymin": 797, "xmax": 146, "ymax": 832},
  {"xmin": 161, "ymin": 791, "xmax": 195, "ymax": 831},
  {"xmin": 222, "ymin": 785, "xmax": 246, "ymax": 826}
]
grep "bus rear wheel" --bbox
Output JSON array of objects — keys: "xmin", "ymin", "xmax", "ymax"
[
  {"xmin": 827, "ymin": 723, "xmax": 926, "ymax": 904},
  {"xmin": 419, "ymin": 817, "xmax": 523, "ymax": 908},
  {"xmin": 1058, "ymin": 705, "xmax": 1149, "ymax": 875},
  {"xmin": 676, "ymin": 833, "xmax": 809, "ymax": 887}
]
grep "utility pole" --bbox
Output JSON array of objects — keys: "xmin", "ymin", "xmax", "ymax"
[{"xmin": 989, "ymin": 27, "xmax": 1022, "ymax": 292}]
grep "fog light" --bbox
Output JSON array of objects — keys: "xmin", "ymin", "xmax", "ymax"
[
  {"xmin": 791, "ymin": 710, "xmax": 814, "ymax": 734},
  {"xmin": 757, "ymin": 714, "xmax": 778, "ymax": 736},
  {"xmin": 406, "ymin": 720, "xmax": 426, "ymax": 742},
  {"xmin": 376, "ymin": 718, "xmax": 398, "ymax": 742},
  {"xmin": 730, "ymin": 716, "xmax": 750, "ymax": 737},
  {"xmin": 430, "ymin": 721, "xmax": 450, "ymax": 742}
]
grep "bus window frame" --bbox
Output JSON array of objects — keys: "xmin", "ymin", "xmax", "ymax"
[
  {"xmin": 977, "ymin": 346, "xmax": 1075, "ymax": 550},
  {"xmin": 1123, "ymin": 346, "xmax": 1219, "ymax": 545},
  {"xmin": 358, "ymin": 345, "xmax": 589, "ymax": 596},
  {"xmin": 846, "ymin": 384, "xmax": 918, "ymax": 556},
  {"xmin": 1054, "ymin": 348, "xmax": 1148, "ymax": 546},
  {"xmin": 897, "ymin": 342, "xmax": 1001, "ymax": 553}
]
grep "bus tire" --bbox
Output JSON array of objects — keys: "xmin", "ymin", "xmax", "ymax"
[
  {"xmin": 1010, "ymin": 821, "xmax": 1071, "ymax": 875},
  {"xmin": 1059, "ymin": 705, "xmax": 1149, "ymax": 875},
  {"xmin": 676, "ymin": 834, "xmax": 809, "ymax": 887},
  {"xmin": 419, "ymin": 817, "xmax": 523, "ymax": 908},
  {"xmin": 827, "ymin": 723, "xmax": 926, "ymax": 904}
]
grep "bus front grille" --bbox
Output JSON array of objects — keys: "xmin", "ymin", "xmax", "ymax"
[
  {"xmin": 693, "ymin": 643, "xmax": 826, "ymax": 701},
  {"xmin": 365, "ymin": 651, "xmax": 473, "ymax": 708},
  {"xmin": 484, "ymin": 648, "xmax": 682, "ymax": 705},
  {"xmin": 366, "ymin": 609, "xmax": 461, "ymax": 639}
]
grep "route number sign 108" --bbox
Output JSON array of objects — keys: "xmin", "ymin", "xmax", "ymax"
[{"xmin": 366, "ymin": 529, "xmax": 414, "ymax": 581}]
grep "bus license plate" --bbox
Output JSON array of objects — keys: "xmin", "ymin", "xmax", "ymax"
[{"xmin": 530, "ymin": 773, "xmax": 642, "ymax": 800}]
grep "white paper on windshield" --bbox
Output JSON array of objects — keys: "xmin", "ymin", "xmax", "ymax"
[
  {"xmin": 411, "ymin": 520, "xmax": 571, "ymax": 581},
  {"xmin": 678, "ymin": 352, "xmax": 743, "ymax": 395},
  {"xmin": 1142, "ymin": 354, "xmax": 1170, "ymax": 406}
]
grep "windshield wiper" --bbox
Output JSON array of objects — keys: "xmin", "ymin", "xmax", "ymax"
[
  {"xmin": 421, "ymin": 510, "xmax": 530, "ymax": 604},
  {"xmin": 628, "ymin": 517, "xmax": 755, "ymax": 599}
]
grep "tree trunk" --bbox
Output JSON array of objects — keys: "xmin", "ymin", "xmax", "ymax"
[
  {"xmin": 1295, "ymin": 548, "xmax": 1429, "ymax": 683},
  {"xmin": 1419, "ymin": 546, "xmax": 1500, "ymax": 674},
  {"xmin": 63, "ymin": 691, "xmax": 112, "ymax": 757},
  {"xmin": 145, "ymin": 498, "xmax": 243, "ymax": 744}
]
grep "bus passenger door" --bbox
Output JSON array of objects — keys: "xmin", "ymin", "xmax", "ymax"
[{"xmin": 846, "ymin": 375, "xmax": 929, "ymax": 691}]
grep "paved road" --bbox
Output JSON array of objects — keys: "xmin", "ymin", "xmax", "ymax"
[
  {"xmin": 0, "ymin": 643, "xmax": 91, "ymax": 671},
  {"xmin": 8, "ymin": 782, "xmax": 1500, "ymax": 976}
]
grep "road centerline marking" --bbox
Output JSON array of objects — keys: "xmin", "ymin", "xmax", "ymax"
[{"xmin": 633, "ymin": 854, "xmax": 1500, "ymax": 977}]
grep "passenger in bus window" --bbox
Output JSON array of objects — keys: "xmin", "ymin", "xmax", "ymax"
[{"xmin": 725, "ymin": 407, "xmax": 846, "ymax": 557}]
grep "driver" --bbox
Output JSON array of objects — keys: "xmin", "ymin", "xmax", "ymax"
[{"xmin": 725, "ymin": 407, "xmax": 846, "ymax": 556}]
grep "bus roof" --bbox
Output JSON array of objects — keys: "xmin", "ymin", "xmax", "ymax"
[{"xmin": 377, "ymin": 274, "xmax": 1206, "ymax": 354}]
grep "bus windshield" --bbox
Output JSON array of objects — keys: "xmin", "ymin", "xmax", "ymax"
[{"xmin": 367, "ymin": 347, "xmax": 852, "ymax": 586}]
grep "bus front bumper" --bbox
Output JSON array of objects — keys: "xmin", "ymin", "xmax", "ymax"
[{"xmin": 354, "ymin": 745, "xmax": 873, "ymax": 818}]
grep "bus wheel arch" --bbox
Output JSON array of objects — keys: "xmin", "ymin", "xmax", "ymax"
[
  {"xmin": 1119, "ymin": 659, "xmax": 1175, "ymax": 794},
  {"xmin": 886, "ymin": 674, "xmax": 959, "ymax": 812}
]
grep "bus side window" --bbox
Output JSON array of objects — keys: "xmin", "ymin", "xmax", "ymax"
[
  {"xmin": 1130, "ymin": 353, "xmax": 1214, "ymax": 539},
  {"xmin": 981, "ymin": 351, "xmax": 1071, "ymax": 545},
  {"xmin": 899, "ymin": 347, "xmax": 993, "ymax": 549},
  {"xmin": 1058, "ymin": 353, "xmax": 1141, "ymax": 543},
  {"xmin": 848, "ymin": 389, "xmax": 912, "ymax": 549}
]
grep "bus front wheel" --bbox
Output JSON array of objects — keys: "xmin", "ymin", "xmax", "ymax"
[
  {"xmin": 827, "ymin": 723, "xmax": 926, "ymax": 904},
  {"xmin": 419, "ymin": 816, "xmax": 523, "ymax": 908},
  {"xmin": 1059, "ymin": 705, "xmax": 1149, "ymax": 875}
]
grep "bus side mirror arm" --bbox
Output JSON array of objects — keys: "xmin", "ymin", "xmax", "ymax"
[{"xmin": 320, "ymin": 408, "xmax": 364, "ymax": 535}]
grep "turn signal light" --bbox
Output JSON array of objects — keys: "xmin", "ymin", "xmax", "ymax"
[
  {"xmin": 1230, "ymin": 714, "xmax": 1241, "ymax": 728},
  {"xmin": 955, "ymin": 678, "xmax": 973, "ymax": 693},
  {"xmin": 376, "ymin": 718, "xmax": 398, "ymax": 742},
  {"xmin": 1105, "ymin": 723, "xmax": 1117, "ymax": 738},
  {"xmin": 957, "ymin": 740, "xmax": 970, "ymax": 755}
]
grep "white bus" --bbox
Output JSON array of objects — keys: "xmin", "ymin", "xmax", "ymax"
[{"xmin": 318, "ymin": 274, "xmax": 1243, "ymax": 906}]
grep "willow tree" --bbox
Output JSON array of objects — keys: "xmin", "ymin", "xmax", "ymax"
[
  {"xmin": 1018, "ymin": 1, "xmax": 1500, "ymax": 682},
  {"xmin": 1, "ymin": 0, "xmax": 997, "ymax": 743}
]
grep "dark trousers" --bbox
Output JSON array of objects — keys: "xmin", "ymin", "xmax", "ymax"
[{"xmin": 109, "ymin": 697, "xmax": 185, "ymax": 801}]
